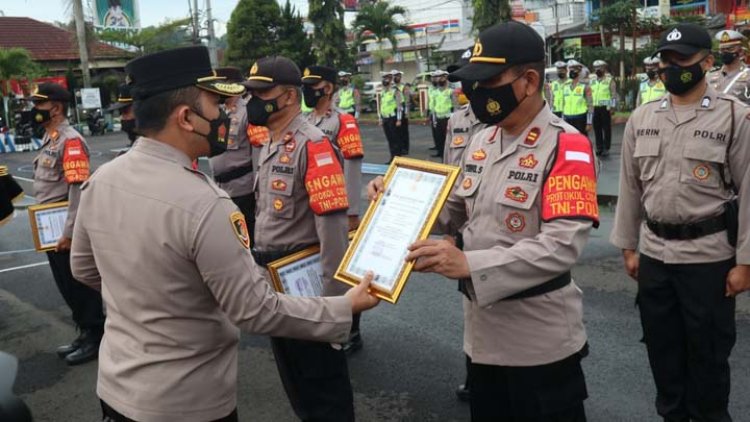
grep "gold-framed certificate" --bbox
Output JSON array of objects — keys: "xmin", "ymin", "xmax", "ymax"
[
  {"xmin": 335, "ymin": 157, "xmax": 459, "ymax": 303},
  {"xmin": 27, "ymin": 201, "xmax": 69, "ymax": 252}
]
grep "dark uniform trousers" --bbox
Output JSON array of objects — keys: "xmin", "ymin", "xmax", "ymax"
[
  {"xmin": 469, "ymin": 346, "xmax": 588, "ymax": 422},
  {"xmin": 382, "ymin": 117, "xmax": 401, "ymax": 160},
  {"xmin": 46, "ymin": 250, "xmax": 104, "ymax": 332},
  {"xmin": 432, "ymin": 117, "xmax": 449, "ymax": 157},
  {"xmin": 592, "ymin": 106, "xmax": 611, "ymax": 154},
  {"xmin": 101, "ymin": 400, "xmax": 238, "ymax": 422},
  {"xmin": 252, "ymin": 251, "xmax": 355, "ymax": 422},
  {"xmin": 232, "ymin": 194, "xmax": 256, "ymax": 247},
  {"xmin": 564, "ymin": 114, "xmax": 588, "ymax": 136},
  {"xmin": 637, "ymin": 254, "xmax": 735, "ymax": 422}
]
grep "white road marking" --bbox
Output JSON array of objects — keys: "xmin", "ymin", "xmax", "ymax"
[
  {"xmin": 12, "ymin": 175, "xmax": 34, "ymax": 183},
  {"xmin": 0, "ymin": 249, "xmax": 36, "ymax": 256},
  {"xmin": 0, "ymin": 261, "xmax": 48, "ymax": 274}
]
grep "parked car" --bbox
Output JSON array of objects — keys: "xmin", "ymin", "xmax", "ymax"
[{"xmin": 361, "ymin": 81, "xmax": 382, "ymax": 113}]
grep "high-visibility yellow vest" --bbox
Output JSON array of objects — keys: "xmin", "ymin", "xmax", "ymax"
[
  {"xmin": 380, "ymin": 88, "xmax": 397, "ymax": 117},
  {"xmin": 397, "ymin": 84, "xmax": 407, "ymax": 104},
  {"xmin": 432, "ymin": 88, "xmax": 453, "ymax": 118},
  {"xmin": 301, "ymin": 99, "xmax": 312, "ymax": 113},
  {"xmin": 639, "ymin": 80, "xmax": 667, "ymax": 105},
  {"xmin": 563, "ymin": 83, "xmax": 588, "ymax": 116},
  {"xmin": 550, "ymin": 79, "xmax": 569, "ymax": 112},
  {"xmin": 338, "ymin": 87, "xmax": 355, "ymax": 111},
  {"xmin": 590, "ymin": 76, "xmax": 613, "ymax": 106}
]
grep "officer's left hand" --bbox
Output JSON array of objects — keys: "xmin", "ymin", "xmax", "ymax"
[
  {"xmin": 585, "ymin": 124, "xmax": 592, "ymax": 133},
  {"xmin": 55, "ymin": 236, "xmax": 72, "ymax": 252},
  {"xmin": 725, "ymin": 265, "xmax": 750, "ymax": 297},
  {"xmin": 396, "ymin": 120, "xmax": 402, "ymax": 127},
  {"xmin": 406, "ymin": 239, "xmax": 470, "ymax": 279}
]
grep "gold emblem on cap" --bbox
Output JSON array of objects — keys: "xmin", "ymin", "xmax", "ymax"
[
  {"xmin": 486, "ymin": 99, "xmax": 501, "ymax": 116},
  {"xmin": 473, "ymin": 41, "xmax": 483, "ymax": 57},
  {"xmin": 304, "ymin": 68, "xmax": 311, "ymax": 77},
  {"xmin": 250, "ymin": 63, "xmax": 259, "ymax": 75},
  {"xmin": 721, "ymin": 32, "xmax": 730, "ymax": 43}
]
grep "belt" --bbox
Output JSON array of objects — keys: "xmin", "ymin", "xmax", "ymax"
[
  {"xmin": 459, "ymin": 271, "xmax": 571, "ymax": 302},
  {"xmin": 251, "ymin": 244, "xmax": 315, "ymax": 267},
  {"xmin": 646, "ymin": 213, "xmax": 726, "ymax": 241},
  {"xmin": 214, "ymin": 164, "xmax": 253, "ymax": 184}
]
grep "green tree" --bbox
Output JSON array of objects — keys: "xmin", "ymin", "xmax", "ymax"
[
  {"xmin": 471, "ymin": 0, "xmax": 511, "ymax": 33},
  {"xmin": 0, "ymin": 48, "xmax": 44, "ymax": 125},
  {"xmin": 308, "ymin": 0, "xmax": 352, "ymax": 69},
  {"xmin": 98, "ymin": 18, "xmax": 193, "ymax": 55},
  {"xmin": 225, "ymin": 0, "xmax": 282, "ymax": 72},
  {"xmin": 277, "ymin": 1, "xmax": 315, "ymax": 69},
  {"xmin": 351, "ymin": 1, "xmax": 412, "ymax": 71}
]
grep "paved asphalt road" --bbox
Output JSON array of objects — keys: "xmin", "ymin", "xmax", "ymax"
[{"xmin": 1, "ymin": 123, "xmax": 749, "ymax": 422}]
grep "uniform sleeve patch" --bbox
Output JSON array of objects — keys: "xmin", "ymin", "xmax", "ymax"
[
  {"xmin": 62, "ymin": 138, "xmax": 89, "ymax": 184},
  {"xmin": 304, "ymin": 138, "xmax": 349, "ymax": 215},
  {"xmin": 230, "ymin": 211, "xmax": 251, "ymax": 249},
  {"xmin": 337, "ymin": 113, "xmax": 364, "ymax": 159},
  {"xmin": 542, "ymin": 133, "xmax": 599, "ymax": 227}
]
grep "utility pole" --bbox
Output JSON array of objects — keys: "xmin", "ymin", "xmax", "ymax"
[
  {"xmin": 192, "ymin": 0, "xmax": 200, "ymax": 45},
  {"xmin": 72, "ymin": 0, "xmax": 91, "ymax": 87},
  {"xmin": 206, "ymin": 0, "xmax": 218, "ymax": 67}
]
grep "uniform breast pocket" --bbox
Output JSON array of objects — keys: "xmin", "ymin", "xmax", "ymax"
[
  {"xmin": 633, "ymin": 138, "xmax": 661, "ymax": 182},
  {"xmin": 680, "ymin": 142, "xmax": 725, "ymax": 188},
  {"xmin": 268, "ymin": 175, "xmax": 295, "ymax": 219},
  {"xmin": 34, "ymin": 155, "xmax": 61, "ymax": 182},
  {"xmin": 496, "ymin": 182, "xmax": 540, "ymax": 235},
  {"xmin": 455, "ymin": 174, "xmax": 481, "ymax": 216},
  {"xmin": 226, "ymin": 122, "xmax": 241, "ymax": 150}
]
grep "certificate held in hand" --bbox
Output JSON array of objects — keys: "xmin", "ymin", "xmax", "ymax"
[{"xmin": 335, "ymin": 157, "xmax": 459, "ymax": 303}]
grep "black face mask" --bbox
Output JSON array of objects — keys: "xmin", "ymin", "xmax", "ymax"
[
  {"xmin": 658, "ymin": 60, "xmax": 706, "ymax": 96},
  {"xmin": 246, "ymin": 93, "xmax": 284, "ymax": 126},
  {"xmin": 569, "ymin": 70, "xmax": 579, "ymax": 79},
  {"xmin": 394, "ymin": 76, "xmax": 401, "ymax": 84},
  {"xmin": 31, "ymin": 107, "xmax": 51, "ymax": 128},
  {"xmin": 557, "ymin": 72, "xmax": 566, "ymax": 79},
  {"xmin": 595, "ymin": 70, "xmax": 604, "ymax": 78},
  {"xmin": 302, "ymin": 85, "xmax": 326, "ymax": 108},
  {"xmin": 382, "ymin": 79, "xmax": 391, "ymax": 86},
  {"xmin": 721, "ymin": 52, "xmax": 738, "ymax": 65},
  {"xmin": 470, "ymin": 75, "xmax": 526, "ymax": 126},
  {"xmin": 431, "ymin": 81, "xmax": 438, "ymax": 87},
  {"xmin": 646, "ymin": 70, "xmax": 657, "ymax": 80},
  {"xmin": 121, "ymin": 119, "xmax": 137, "ymax": 142},
  {"xmin": 461, "ymin": 80, "xmax": 475, "ymax": 101},
  {"xmin": 190, "ymin": 108, "xmax": 231, "ymax": 157}
]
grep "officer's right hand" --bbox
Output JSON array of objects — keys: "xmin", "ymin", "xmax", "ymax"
[
  {"xmin": 345, "ymin": 271, "xmax": 380, "ymax": 313},
  {"xmin": 622, "ymin": 249, "xmax": 639, "ymax": 280},
  {"xmin": 366, "ymin": 176, "xmax": 385, "ymax": 201}
]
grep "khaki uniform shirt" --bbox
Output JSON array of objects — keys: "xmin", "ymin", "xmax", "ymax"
[
  {"xmin": 305, "ymin": 107, "xmax": 363, "ymax": 216},
  {"xmin": 708, "ymin": 65, "xmax": 750, "ymax": 105},
  {"xmin": 33, "ymin": 120, "xmax": 89, "ymax": 238},
  {"xmin": 443, "ymin": 104, "xmax": 485, "ymax": 167},
  {"xmin": 442, "ymin": 107, "xmax": 592, "ymax": 366},
  {"xmin": 70, "ymin": 138, "xmax": 351, "ymax": 422},
  {"xmin": 611, "ymin": 87, "xmax": 750, "ymax": 265},
  {"xmin": 209, "ymin": 96, "xmax": 254, "ymax": 197},
  {"xmin": 254, "ymin": 114, "xmax": 350, "ymax": 296}
]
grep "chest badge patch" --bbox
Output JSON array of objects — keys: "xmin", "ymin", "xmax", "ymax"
[
  {"xmin": 505, "ymin": 212, "xmax": 526, "ymax": 233},
  {"xmin": 462, "ymin": 177, "xmax": 473, "ymax": 190},
  {"xmin": 504, "ymin": 186, "xmax": 529, "ymax": 203},
  {"xmin": 279, "ymin": 153, "xmax": 291, "ymax": 164},
  {"xmin": 273, "ymin": 198, "xmax": 284, "ymax": 211},
  {"xmin": 693, "ymin": 164, "xmax": 711, "ymax": 181},
  {"xmin": 524, "ymin": 128, "xmax": 541, "ymax": 146},
  {"xmin": 229, "ymin": 211, "xmax": 250, "ymax": 249},
  {"xmin": 472, "ymin": 149, "xmax": 487, "ymax": 161},
  {"xmin": 452, "ymin": 136, "xmax": 465, "ymax": 146},
  {"xmin": 271, "ymin": 179, "xmax": 287, "ymax": 191},
  {"xmin": 285, "ymin": 138, "xmax": 297, "ymax": 152},
  {"xmin": 519, "ymin": 154, "xmax": 539, "ymax": 169}
]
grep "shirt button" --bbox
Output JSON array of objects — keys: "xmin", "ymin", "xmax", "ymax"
[{"xmin": 480, "ymin": 274, "xmax": 487, "ymax": 282}]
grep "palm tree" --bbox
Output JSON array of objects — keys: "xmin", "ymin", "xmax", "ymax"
[{"xmin": 351, "ymin": 1, "xmax": 412, "ymax": 71}]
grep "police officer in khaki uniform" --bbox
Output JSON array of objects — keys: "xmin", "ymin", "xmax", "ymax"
[
  {"xmin": 612, "ymin": 24, "xmax": 750, "ymax": 422},
  {"xmin": 70, "ymin": 46, "xmax": 378, "ymax": 422},
  {"xmin": 245, "ymin": 55, "xmax": 358, "ymax": 421},
  {"xmin": 208, "ymin": 67, "xmax": 256, "ymax": 240},
  {"xmin": 370, "ymin": 21, "xmax": 598, "ymax": 421},
  {"xmin": 30, "ymin": 83, "xmax": 105, "ymax": 366},
  {"xmin": 707, "ymin": 29, "xmax": 750, "ymax": 104}
]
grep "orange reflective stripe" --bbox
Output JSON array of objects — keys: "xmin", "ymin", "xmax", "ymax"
[
  {"xmin": 304, "ymin": 139, "xmax": 349, "ymax": 215},
  {"xmin": 62, "ymin": 138, "xmax": 89, "ymax": 184}
]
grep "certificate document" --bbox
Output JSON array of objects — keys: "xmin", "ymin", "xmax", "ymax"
[
  {"xmin": 269, "ymin": 249, "xmax": 324, "ymax": 297},
  {"xmin": 28, "ymin": 202, "xmax": 69, "ymax": 252},
  {"xmin": 336, "ymin": 158, "xmax": 459, "ymax": 303}
]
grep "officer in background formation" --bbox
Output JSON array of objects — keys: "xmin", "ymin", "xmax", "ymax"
[
  {"xmin": 69, "ymin": 46, "xmax": 378, "ymax": 421},
  {"xmin": 708, "ymin": 29, "xmax": 750, "ymax": 104},
  {"xmin": 207, "ymin": 67, "xmax": 256, "ymax": 241},
  {"xmin": 443, "ymin": 48, "xmax": 486, "ymax": 404},
  {"xmin": 392, "ymin": 69, "xmax": 410, "ymax": 155},
  {"xmin": 590, "ymin": 60, "xmax": 617, "ymax": 157},
  {"xmin": 427, "ymin": 72, "xmax": 440, "ymax": 152},
  {"xmin": 377, "ymin": 70, "xmax": 403, "ymax": 163},
  {"xmin": 334, "ymin": 71, "xmax": 361, "ymax": 119},
  {"xmin": 562, "ymin": 59, "xmax": 593, "ymax": 135},
  {"xmin": 612, "ymin": 23, "xmax": 750, "ymax": 422},
  {"xmin": 29, "ymin": 83, "xmax": 105, "ymax": 366},
  {"xmin": 636, "ymin": 56, "xmax": 667, "ymax": 106},
  {"xmin": 369, "ymin": 21, "xmax": 598, "ymax": 421},
  {"xmin": 0, "ymin": 165, "xmax": 24, "ymax": 226},
  {"xmin": 428, "ymin": 69, "xmax": 457, "ymax": 158},
  {"xmin": 245, "ymin": 56, "xmax": 358, "ymax": 421},
  {"xmin": 107, "ymin": 83, "xmax": 137, "ymax": 146},
  {"xmin": 547, "ymin": 60, "xmax": 570, "ymax": 117}
]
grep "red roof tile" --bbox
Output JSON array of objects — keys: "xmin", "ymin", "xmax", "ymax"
[{"xmin": 0, "ymin": 16, "xmax": 129, "ymax": 61}]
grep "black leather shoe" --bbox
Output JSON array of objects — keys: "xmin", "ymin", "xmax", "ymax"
[
  {"xmin": 342, "ymin": 332, "xmax": 363, "ymax": 355},
  {"xmin": 65, "ymin": 340, "xmax": 100, "ymax": 366},
  {"xmin": 429, "ymin": 146, "xmax": 438, "ymax": 150},
  {"xmin": 455, "ymin": 384, "xmax": 470, "ymax": 402},
  {"xmin": 56, "ymin": 334, "xmax": 84, "ymax": 358}
]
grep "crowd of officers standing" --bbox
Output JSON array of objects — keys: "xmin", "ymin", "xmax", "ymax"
[{"xmin": 13, "ymin": 16, "xmax": 750, "ymax": 422}]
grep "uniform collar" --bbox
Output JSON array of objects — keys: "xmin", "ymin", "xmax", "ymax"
[
  {"xmin": 272, "ymin": 113, "xmax": 307, "ymax": 145},
  {"xmin": 654, "ymin": 85, "xmax": 718, "ymax": 125},
  {"xmin": 132, "ymin": 137, "xmax": 194, "ymax": 169},
  {"xmin": 45, "ymin": 119, "xmax": 70, "ymax": 142},
  {"xmin": 492, "ymin": 105, "xmax": 555, "ymax": 162}
]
